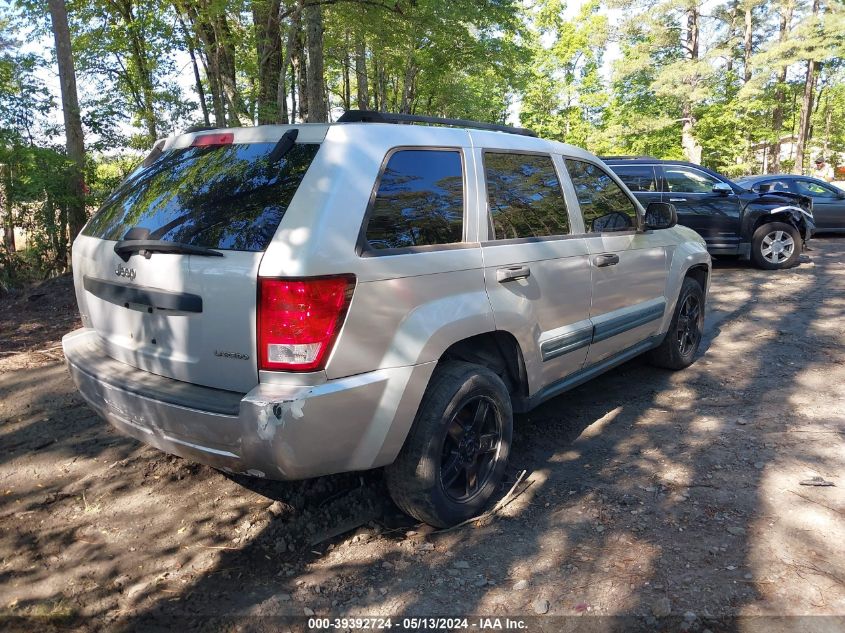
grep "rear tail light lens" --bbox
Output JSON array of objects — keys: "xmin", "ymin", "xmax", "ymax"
[{"xmin": 257, "ymin": 276, "xmax": 355, "ymax": 372}]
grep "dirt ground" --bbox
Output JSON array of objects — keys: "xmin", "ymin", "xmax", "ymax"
[{"xmin": 1, "ymin": 238, "xmax": 845, "ymax": 632}]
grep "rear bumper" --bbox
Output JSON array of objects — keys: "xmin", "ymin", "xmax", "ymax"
[{"xmin": 62, "ymin": 328, "xmax": 434, "ymax": 480}]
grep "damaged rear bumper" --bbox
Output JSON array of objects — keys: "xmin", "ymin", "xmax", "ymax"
[{"xmin": 62, "ymin": 328, "xmax": 434, "ymax": 480}]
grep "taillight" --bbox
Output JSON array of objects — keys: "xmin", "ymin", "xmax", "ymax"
[
  {"xmin": 257, "ymin": 276, "xmax": 355, "ymax": 372},
  {"xmin": 191, "ymin": 132, "xmax": 234, "ymax": 147}
]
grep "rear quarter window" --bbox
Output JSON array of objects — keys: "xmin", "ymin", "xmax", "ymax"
[
  {"xmin": 83, "ymin": 141, "xmax": 320, "ymax": 252},
  {"xmin": 610, "ymin": 164, "xmax": 659, "ymax": 192},
  {"xmin": 364, "ymin": 149, "xmax": 464, "ymax": 251}
]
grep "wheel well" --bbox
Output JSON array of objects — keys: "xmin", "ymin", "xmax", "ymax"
[
  {"xmin": 440, "ymin": 332, "xmax": 528, "ymax": 399},
  {"xmin": 685, "ymin": 264, "xmax": 709, "ymax": 292},
  {"xmin": 752, "ymin": 212, "xmax": 800, "ymax": 235}
]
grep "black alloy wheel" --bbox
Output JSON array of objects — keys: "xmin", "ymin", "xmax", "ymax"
[
  {"xmin": 439, "ymin": 395, "xmax": 503, "ymax": 503},
  {"xmin": 676, "ymin": 292, "xmax": 703, "ymax": 358}
]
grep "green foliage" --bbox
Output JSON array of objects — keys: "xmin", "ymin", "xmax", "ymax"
[
  {"xmin": 520, "ymin": 0, "xmax": 609, "ymax": 144},
  {"xmin": 1, "ymin": 0, "xmax": 845, "ymax": 288}
]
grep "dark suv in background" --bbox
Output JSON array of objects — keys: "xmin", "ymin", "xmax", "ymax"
[
  {"xmin": 605, "ymin": 157, "xmax": 815, "ymax": 269},
  {"xmin": 736, "ymin": 175, "xmax": 845, "ymax": 233}
]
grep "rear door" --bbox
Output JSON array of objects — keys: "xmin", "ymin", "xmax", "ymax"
[
  {"xmin": 792, "ymin": 178, "xmax": 845, "ymax": 230},
  {"xmin": 476, "ymin": 148, "xmax": 592, "ymax": 393},
  {"xmin": 73, "ymin": 132, "xmax": 321, "ymax": 393},
  {"xmin": 562, "ymin": 158, "xmax": 668, "ymax": 365},
  {"xmin": 659, "ymin": 164, "xmax": 743, "ymax": 248}
]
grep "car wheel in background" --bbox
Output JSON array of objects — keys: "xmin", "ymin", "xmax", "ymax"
[{"xmin": 751, "ymin": 222, "xmax": 801, "ymax": 269}]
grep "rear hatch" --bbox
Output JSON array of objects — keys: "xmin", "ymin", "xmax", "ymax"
[{"xmin": 74, "ymin": 129, "xmax": 321, "ymax": 393}]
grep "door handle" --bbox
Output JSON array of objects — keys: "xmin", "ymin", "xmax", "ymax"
[
  {"xmin": 594, "ymin": 254, "xmax": 620, "ymax": 267},
  {"xmin": 496, "ymin": 265, "xmax": 531, "ymax": 282},
  {"xmin": 669, "ymin": 197, "xmax": 687, "ymax": 202}
]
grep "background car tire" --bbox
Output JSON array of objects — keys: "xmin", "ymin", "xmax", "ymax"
[
  {"xmin": 751, "ymin": 221, "xmax": 801, "ymax": 269},
  {"xmin": 648, "ymin": 277, "xmax": 705, "ymax": 370},
  {"xmin": 385, "ymin": 361, "xmax": 513, "ymax": 528}
]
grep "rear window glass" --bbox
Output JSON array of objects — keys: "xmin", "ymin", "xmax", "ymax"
[
  {"xmin": 83, "ymin": 141, "xmax": 320, "ymax": 251},
  {"xmin": 365, "ymin": 149, "xmax": 464, "ymax": 250},
  {"xmin": 484, "ymin": 152, "xmax": 570, "ymax": 239},
  {"xmin": 610, "ymin": 164, "xmax": 658, "ymax": 192}
]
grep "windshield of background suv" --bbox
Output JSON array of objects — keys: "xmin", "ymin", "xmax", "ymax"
[{"xmin": 83, "ymin": 141, "xmax": 320, "ymax": 252}]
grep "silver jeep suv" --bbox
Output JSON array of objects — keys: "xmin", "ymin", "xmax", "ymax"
[{"xmin": 63, "ymin": 111, "xmax": 710, "ymax": 527}]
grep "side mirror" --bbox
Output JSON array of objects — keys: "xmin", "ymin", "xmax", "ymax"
[
  {"xmin": 645, "ymin": 202, "xmax": 678, "ymax": 230},
  {"xmin": 712, "ymin": 182, "xmax": 733, "ymax": 195}
]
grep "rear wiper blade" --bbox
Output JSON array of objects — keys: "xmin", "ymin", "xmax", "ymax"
[
  {"xmin": 113, "ymin": 240, "xmax": 224, "ymax": 262},
  {"xmin": 268, "ymin": 128, "xmax": 298, "ymax": 163}
]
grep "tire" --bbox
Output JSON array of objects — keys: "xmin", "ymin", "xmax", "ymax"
[
  {"xmin": 385, "ymin": 361, "xmax": 513, "ymax": 528},
  {"xmin": 648, "ymin": 277, "xmax": 705, "ymax": 370},
  {"xmin": 751, "ymin": 221, "xmax": 801, "ymax": 270}
]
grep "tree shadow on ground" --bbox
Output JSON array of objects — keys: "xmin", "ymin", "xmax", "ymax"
[{"xmin": 2, "ymin": 240, "xmax": 843, "ymax": 633}]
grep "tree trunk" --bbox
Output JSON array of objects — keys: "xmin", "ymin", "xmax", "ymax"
[
  {"xmin": 794, "ymin": 0, "xmax": 821, "ymax": 174},
  {"xmin": 47, "ymin": 0, "xmax": 86, "ymax": 244},
  {"xmin": 175, "ymin": 3, "xmax": 226, "ymax": 126},
  {"xmin": 682, "ymin": 8, "xmax": 703, "ymax": 164},
  {"xmin": 770, "ymin": 0, "xmax": 794, "ymax": 173},
  {"xmin": 178, "ymin": 2, "xmax": 247, "ymax": 127},
  {"xmin": 342, "ymin": 45, "xmax": 351, "ymax": 111},
  {"xmin": 206, "ymin": 57, "xmax": 227, "ymax": 127},
  {"xmin": 795, "ymin": 59, "xmax": 819, "ymax": 174},
  {"xmin": 177, "ymin": 12, "xmax": 211, "ymax": 126},
  {"xmin": 276, "ymin": 0, "xmax": 303, "ymax": 124},
  {"xmin": 725, "ymin": 0, "xmax": 738, "ymax": 74},
  {"xmin": 293, "ymin": 27, "xmax": 307, "ymax": 122},
  {"xmin": 114, "ymin": 0, "xmax": 157, "ymax": 141},
  {"xmin": 276, "ymin": 71, "xmax": 289, "ymax": 126},
  {"xmin": 254, "ymin": 0, "xmax": 282, "ymax": 125},
  {"xmin": 290, "ymin": 62, "xmax": 297, "ymax": 122},
  {"xmin": 355, "ymin": 36, "xmax": 369, "ymax": 109},
  {"xmin": 1, "ymin": 164, "xmax": 14, "ymax": 255},
  {"xmin": 400, "ymin": 54, "xmax": 417, "ymax": 114},
  {"xmin": 55, "ymin": 199, "xmax": 68, "ymax": 271},
  {"xmin": 687, "ymin": 8, "xmax": 699, "ymax": 61},
  {"xmin": 376, "ymin": 58, "xmax": 387, "ymax": 111},
  {"xmin": 742, "ymin": 2, "xmax": 753, "ymax": 84},
  {"xmin": 213, "ymin": 14, "xmax": 247, "ymax": 126},
  {"xmin": 304, "ymin": 3, "xmax": 326, "ymax": 122}
]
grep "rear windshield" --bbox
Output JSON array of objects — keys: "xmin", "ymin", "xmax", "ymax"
[{"xmin": 83, "ymin": 141, "xmax": 320, "ymax": 251}]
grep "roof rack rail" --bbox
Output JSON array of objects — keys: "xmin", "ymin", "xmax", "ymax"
[
  {"xmin": 337, "ymin": 109, "xmax": 537, "ymax": 138},
  {"xmin": 600, "ymin": 155, "xmax": 660, "ymax": 161}
]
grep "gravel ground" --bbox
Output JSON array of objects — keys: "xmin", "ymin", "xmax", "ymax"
[{"xmin": 1, "ymin": 238, "xmax": 844, "ymax": 632}]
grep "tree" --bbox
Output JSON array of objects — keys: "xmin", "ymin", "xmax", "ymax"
[
  {"xmin": 47, "ymin": 0, "xmax": 86, "ymax": 245},
  {"xmin": 795, "ymin": 0, "xmax": 822, "ymax": 173},
  {"xmin": 304, "ymin": 2, "xmax": 326, "ymax": 121},
  {"xmin": 520, "ymin": 0, "xmax": 609, "ymax": 144},
  {"xmin": 771, "ymin": 0, "xmax": 796, "ymax": 172},
  {"xmin": 253, "ymin": 0, "xmax": 281, "ymax": 124}
]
